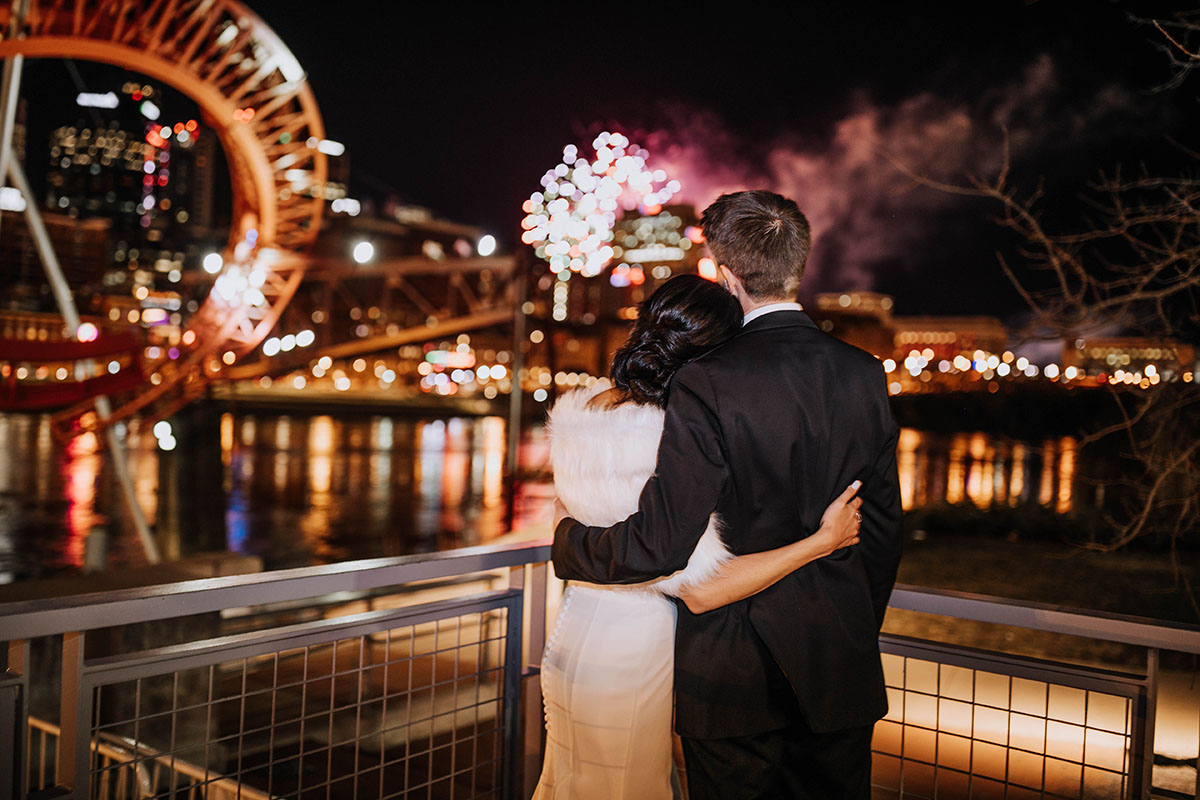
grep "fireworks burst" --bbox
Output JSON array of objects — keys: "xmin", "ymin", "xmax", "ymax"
[{"xmin": 521, "ymin": 131, "xmax": 680, "ymax": 278}]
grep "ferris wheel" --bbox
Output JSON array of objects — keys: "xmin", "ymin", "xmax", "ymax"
[{"xmin": 0, "ymin": 0, "xmax": 327, "ymax": 434}]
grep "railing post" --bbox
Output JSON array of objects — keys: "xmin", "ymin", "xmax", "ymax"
[
  {"xmin": 503, "ymin": 569, "xmax": 528, "ymax": 800},
  {"xmin": 521, "ymin": 563, "xmax": 549, "ymax": 798},
  {"xmin": 1194, "ymin": 699, "xmax": 1199, "ymax": 800},
  {"xmin": 526, "ymin": 562, "xmax": 547, "ymax": 669},
  {"xmin": 1132, "ymin": 647, "xmax": 1159, "ymax": 799},
  {"xmin": 2, "ymin": 639, "xmax": 28, "ymax": 799},
  {"xmin": 58, "ymin": 631, "xmax": 89, "ymax": 798}
]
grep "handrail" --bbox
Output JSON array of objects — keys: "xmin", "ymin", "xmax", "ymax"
[
  {"xmin": 890, "ymin": 583, "xmax": 1200, "ymax": 655},
  {"xmin": 0, "ymin": 540, "xmax": 554, "ymax": 641},
  {"xmin": 2, "ymin": 543, "xmax": 1198, "ymax": 657}
]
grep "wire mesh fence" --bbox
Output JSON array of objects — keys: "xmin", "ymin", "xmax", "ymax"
[
  {"xmin": 872, "ymin": 636, "xmax": 1146, "ymax": 799},
  {"xmin": 81, "ymin": 602, "xmax": 516, "ymax": 800}
]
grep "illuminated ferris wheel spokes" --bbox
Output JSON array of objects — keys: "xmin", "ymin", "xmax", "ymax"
[
  {"xmin": 521, "ymin": 131, "xmax": 681, "ymax": 279},
  {"xmin": 0, "ymin": 0, "xmax": 329, "ymax": 432}
]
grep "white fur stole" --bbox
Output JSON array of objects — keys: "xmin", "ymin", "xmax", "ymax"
[{"xmin": 548, "ymin": 383, "xmax": 733, "ymax": 595}]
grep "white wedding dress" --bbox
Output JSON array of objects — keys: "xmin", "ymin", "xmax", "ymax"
[{"xmin": 533, "ymin": 384, "xmax": 731, "ymax": 800}]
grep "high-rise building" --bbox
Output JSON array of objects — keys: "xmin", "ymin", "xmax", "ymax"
[{"xmin": 44, "ymin": 80, "xmax": 214, "ymax": 251}]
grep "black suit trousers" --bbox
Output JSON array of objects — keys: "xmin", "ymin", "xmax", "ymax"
[{"xmin": 681, "ymin": 720, "xmax": 874, "ymax": 800}]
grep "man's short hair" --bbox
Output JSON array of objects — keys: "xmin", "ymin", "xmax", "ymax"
[{"xmin": 700, "ymin": 190, "xmax": 811, "ymax": 299}]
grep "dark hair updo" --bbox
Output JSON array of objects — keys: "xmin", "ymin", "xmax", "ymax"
[{"xmin": 609, "ymin": 274, "xmax": 742, "ymax": 408}]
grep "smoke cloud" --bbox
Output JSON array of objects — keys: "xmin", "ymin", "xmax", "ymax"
[{"xmin": 643, "ymin": 54, "xmax": 1141, "ymax": 298}]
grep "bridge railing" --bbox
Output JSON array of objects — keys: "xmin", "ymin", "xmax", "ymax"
[{"xmin": 0, "ymin": 542, "xmax": 1197, "ymax": 800}]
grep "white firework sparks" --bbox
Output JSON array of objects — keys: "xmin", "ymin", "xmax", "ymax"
[{"xmin": 521, "ymin": 132, "xmax": 681, "ymax": 278}]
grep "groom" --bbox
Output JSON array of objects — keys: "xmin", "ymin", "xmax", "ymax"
[{"xmin": 552, "ymin": 190, "xmax": 902, "ymax": 799}]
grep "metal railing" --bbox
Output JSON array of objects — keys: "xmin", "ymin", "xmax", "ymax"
[
  {"xmin": 0, "ymin": 542, "xmax": 1197, "ymax": 800},
  {"xmin": 0, "ymin": 541, "xmax": 551, "ymax": 800},
  {"xmin": 880, "ymin": 586, "xmax": 1200, "ymax": 800}
]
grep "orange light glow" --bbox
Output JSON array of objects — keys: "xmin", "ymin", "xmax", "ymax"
[
  {"xmin": 64, "ymin": 431, "xmax": 100, "ymax": 567},
  {"xmin": 1038, "ymin": 440, "xmax": 1056, "ymax": 507},
  {"xmin": 1057, "ymin": 437, "xmax": 1075, "ymax": 514},
  {"xmin": 1009, "ymin": 443, "xmax": 1026, "ymax": 505},
  {"xmin": 896, "ymin": 429, "xmax": 921, "ymax": 511},
  {"xmin": 482, "ymin": 416, "xmax": 505, "ymax": 511},
  {"xmin": 946, "ymin": 434, "xmax": 967, "ymax": 505},
  {"xmin": 698, "ymin": 257, "xmax": 718, "ymax": 281}
]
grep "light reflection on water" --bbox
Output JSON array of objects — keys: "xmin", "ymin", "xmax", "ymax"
[
  {"xmin": 0, "ymin": 413, "xmax": 159, "ymax": 580},
  {"xmin": 63, "ymin": 431, "xmax": 99, "ymax": 568},
  {"xmin": 0, "ymin": 409, "xmax": 528, "ymax": 582},
  {"xmin": 896, "ymin": 428, "xmax": 1079, "ymax": 512},
  {"xmin": 0, "ymin": 409, "xmax": 1088, "ymax": 583},
  {"xmin": 222, "ymin": 412, "xmax": 515, "ymax": 569}
]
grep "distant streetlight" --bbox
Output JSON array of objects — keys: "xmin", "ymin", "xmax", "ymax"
[
  {"xmin": 352, "ymin": 240, "xmax": 374, "ymax": 264},
  {"xmin": 477, "ymin": 234, "xmax": 497, "ymax": 257}
]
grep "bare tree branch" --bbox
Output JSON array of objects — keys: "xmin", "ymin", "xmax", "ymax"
[{"xmin": 892, "ymin": 12, "xmax": 1200, "ymax": 564}]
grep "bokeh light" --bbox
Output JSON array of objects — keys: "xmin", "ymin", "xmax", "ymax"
[{"xmin": 352, "ymin": 240, "xmax": 374, "ymax": 264}]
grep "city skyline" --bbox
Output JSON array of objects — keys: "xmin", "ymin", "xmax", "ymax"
[{"xmin": 12, "ymin": 1, "xmax": 1193, "ymax": 323}]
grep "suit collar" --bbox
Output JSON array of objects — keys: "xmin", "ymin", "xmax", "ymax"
[
  {"xmin": 739, "ymin": 309, "xmax": 818, "ymax": 334},
  {"xmin": 742, "ymin": 301, "xmax": 804, "ymax": 326}
]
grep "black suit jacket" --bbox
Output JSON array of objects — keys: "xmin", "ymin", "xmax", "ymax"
[{"xmin": 551, "ymin": 310, "xmax": 902, "ymax": 738}]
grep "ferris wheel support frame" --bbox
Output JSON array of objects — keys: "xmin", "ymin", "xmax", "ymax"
[{"xmin": 6, "ymin": 150, "xmax": 161, "ymax": 563}]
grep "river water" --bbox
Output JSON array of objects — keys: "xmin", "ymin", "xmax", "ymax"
[{"xmin": 0, "ymin": 407, "xmax": 1087, "ymax": 583}]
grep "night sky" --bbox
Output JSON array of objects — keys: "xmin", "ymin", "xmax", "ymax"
[{"xmin": 25, "ymin": 1, "xmax": 1198, "ymax": 321}]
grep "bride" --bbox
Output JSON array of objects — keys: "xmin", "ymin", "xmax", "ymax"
[{"xmin": 533, "ymin": 275, "xmax": 863, "ymax": 800}]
